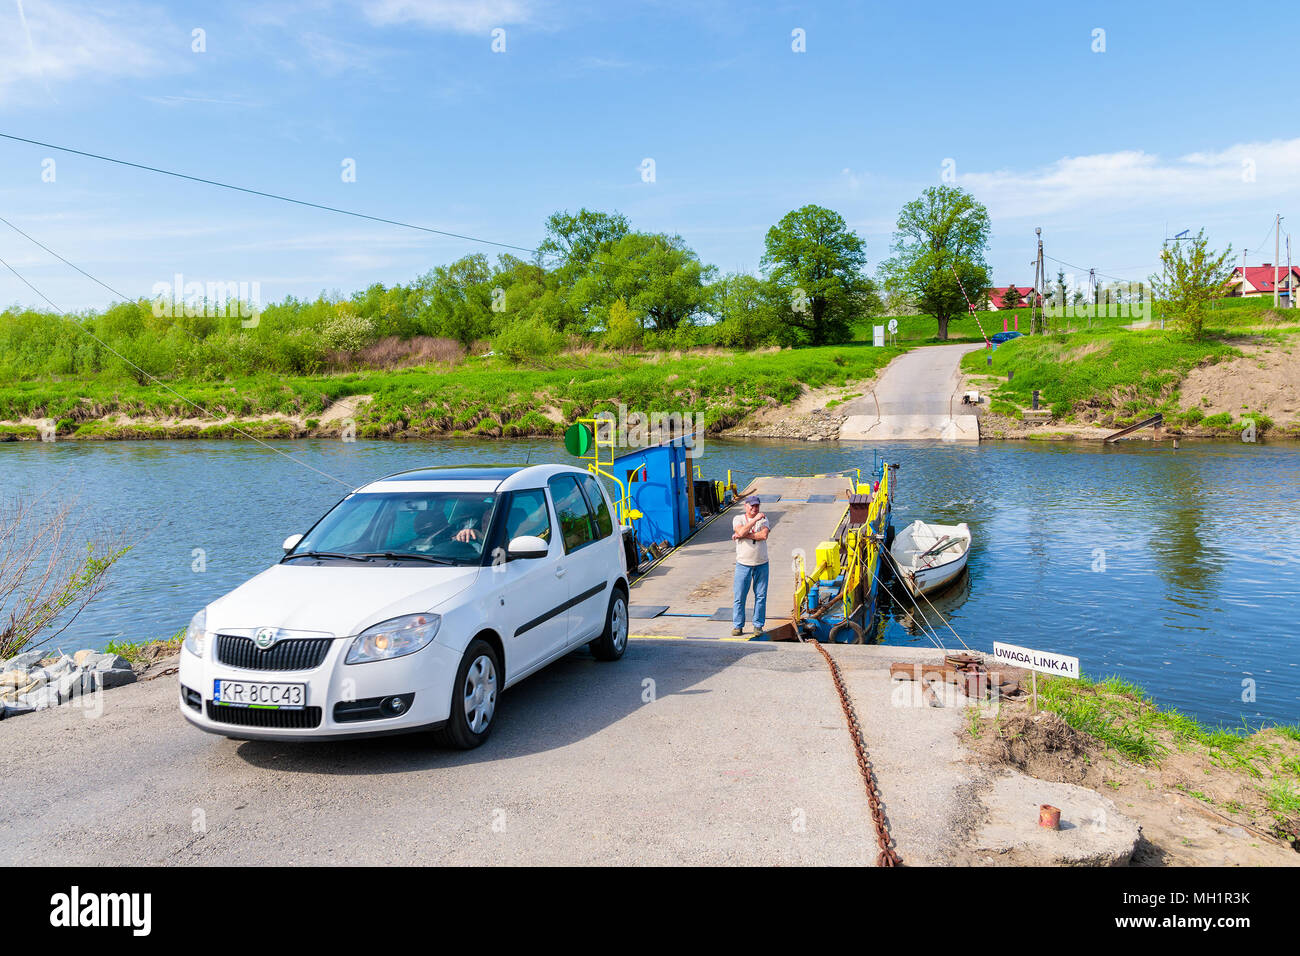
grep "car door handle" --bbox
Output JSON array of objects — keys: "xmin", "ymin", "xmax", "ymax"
[{"xmin": 555, "ymin": 567, "xmax": 566, "ymax": 578}]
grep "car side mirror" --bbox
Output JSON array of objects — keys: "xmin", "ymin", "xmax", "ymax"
[
  {"xmin": 282, "ymin": 533, "xmax": 304, "ymax": 553},
  {"xmin": 506, "ymin": 535, "xmax": 549, "ymax": 559}
]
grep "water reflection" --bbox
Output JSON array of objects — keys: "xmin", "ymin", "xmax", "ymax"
[
  {"xmin": 1147, "ymin": 455, "xmax": 1219, "ymax": 600},
  {"xmin": 888, "ymin": 568, "xmax": 972, "ymax": 640}
]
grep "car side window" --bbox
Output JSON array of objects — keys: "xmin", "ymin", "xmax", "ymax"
[
  {"xmin": 578, "ymin": 475, "xmax": 613, "ymax": 540},
  {"xmin": 503, "ymin": 489, "xmax": 552, "ymax": 544},
  {"xmin": 549, "ymin": 475, "xmax": 595, "ymax": 553}
]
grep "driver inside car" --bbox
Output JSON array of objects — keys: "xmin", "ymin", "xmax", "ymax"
[
  {"xmin": 409, "ymin": 508, "xmax": 450, "ymax": 549},
  {"xmin": 453, "ymin": 500, "xmax": 495, "ymax": 543}
]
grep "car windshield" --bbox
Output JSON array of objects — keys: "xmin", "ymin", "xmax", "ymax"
[{"xmin": 289, "ymin": 491, "xmax": 499, "ymax": 565}]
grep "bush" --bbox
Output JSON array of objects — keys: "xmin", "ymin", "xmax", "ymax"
[
  {"xmin": 321, "ymin": 309, "xmax": 377, "ymax": 351},
  {"xmin": 492, "ymin": 317, "xmax": 565, "ymax": 366},
  {"xmin": 602, "ymin": 299, "xmax": 642, "ymax": 350},
  {"xmin": 642, "ymin": 324, "xmax": 703, "ymax": 351}
]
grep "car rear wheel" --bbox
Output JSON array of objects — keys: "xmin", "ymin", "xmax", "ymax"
[
  {"xmin": 434, "ymin": 639, "xmax": 500, "ymax": 749},
  {"xmin": 589, "ymin": 586, "xmax": 628, "ymax": 661}
]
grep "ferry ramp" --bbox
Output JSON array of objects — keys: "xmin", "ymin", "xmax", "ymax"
[{"xmin": 839, "ymin": 343, "xmax": 983, "ymax": 442}]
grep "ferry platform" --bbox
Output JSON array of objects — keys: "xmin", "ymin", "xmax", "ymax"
[{"xmin": 628, "ymin": 473, "xmax": 856, "ymax": 642}]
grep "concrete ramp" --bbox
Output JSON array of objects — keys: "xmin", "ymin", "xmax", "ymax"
[
  {"xmin": 841, "ymin": 413, "xmax": 979, "ymax": 442},
  {"xmin": 838, "ymin": 343, "xmax": 985, "ymax": 443}
]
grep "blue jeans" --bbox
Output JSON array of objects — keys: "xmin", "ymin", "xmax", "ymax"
[{"xmin": 733, "ymin": 562, "xmax": 769, "ymax": 631}]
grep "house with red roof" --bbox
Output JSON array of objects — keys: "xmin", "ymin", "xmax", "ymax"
[
  {"xmin": 1227, "ymin": 264, "xmax": 1300, "ymax": 304},
  {"xmin": 986, "ymin": 286, "xmax": 1037, "ymax": 311}
]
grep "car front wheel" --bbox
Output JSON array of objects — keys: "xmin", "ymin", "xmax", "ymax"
[
  {"xmin": 590, "ymin": 586, "xmax": 628, "ymax": 661},
  {"xmin": 434, "ymin": 638, "xmax": 500, "ymax": 749}
]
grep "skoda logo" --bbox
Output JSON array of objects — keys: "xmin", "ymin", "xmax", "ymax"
[{"xmin": 253, "ymin": 627, "xmax": 278, "ymax": 650}]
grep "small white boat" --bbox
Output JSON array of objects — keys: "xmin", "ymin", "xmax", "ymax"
[{"xmin": 891, "ymin": 520, "xmax": 971, "ymax": 596}]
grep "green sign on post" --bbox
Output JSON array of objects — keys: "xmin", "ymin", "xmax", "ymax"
[{"xmin": 563, "ymin": 422, "xmax": 594, "ymax": 457}]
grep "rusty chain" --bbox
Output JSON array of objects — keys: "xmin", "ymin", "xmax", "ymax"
[{"xmin": 807, "ymin": 638, "xmax": 901, "ymax": 866}]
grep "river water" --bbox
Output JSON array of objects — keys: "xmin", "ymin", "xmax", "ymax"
[{"xmin": 2, "ymin": 437, "xmax": 1296, "ymax": 727}]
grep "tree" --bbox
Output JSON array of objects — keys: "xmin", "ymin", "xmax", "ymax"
[
  {"xmin": 538, "ymin": 209, "xmax": 630, "ymax": 270},
  {"xmin": 1150, "ymin": 230, "xmax": 1234, "ymax": 340},
  {"xmin": 879, "ymin": 186, "xmax": 991, "ymax": 340},
  {"xmin": 760, "ymin": 205, "xmax": 875, "ymax": 345},
  {"xmin": 711, "ymin": 273, "xmax": 790, "ymax": 348},
  {"xmin": 1000, "ymin": 284, "xmax": 1023, "ymax": 310},
  {"xmin": 419, "ymin": 254, "xmax": 495, "ymax": 348},
  {"xmin": 603, "ymin": 233, "xmax": 713, "ymax": 331}
]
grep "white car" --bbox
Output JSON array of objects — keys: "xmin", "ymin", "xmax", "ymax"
[{"xmin": 179, "ymin": 464, "xmax": 630, "ymax": 748}]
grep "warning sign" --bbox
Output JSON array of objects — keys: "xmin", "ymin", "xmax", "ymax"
[{"xmin": 992, "ymin": 642, "xmax": 1080, "ymax": 679}]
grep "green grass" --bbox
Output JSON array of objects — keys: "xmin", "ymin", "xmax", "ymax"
[
  {"xmin": 950, "ymin": 297, "xmax": 1300, "ymax": 426},
  {"xmin": 1273, "ymin": 725, "xmax": 1300, "ymax": 744},
  {"xmin": 1038, "ymin": 674, "xmax": 1300, "ymax": 783},
  {"xmin": 102, "ymin": 631, "xmax": 184, "ymax": 664},
  {"xmin": 0, "ymin": 344, "xmax": 904, "ymax": 438},
  {"xmin": 1266, "ymin": 782, "xmax": 1300, "ymax": 820},
  {"xmin": 856, "ymin": 301, "xmax": 1165, "ymax": 345},
  {"xmin": 1036, "ymin": 674, "xmax": 1167, "ymax": 762},
  {"xmin": 962, "ymin": 329, "xmax": 1239, "ymax": 424},
  {"xmin": 852, "ymin": 310, "xmax": 1004, "ymax": 344}
]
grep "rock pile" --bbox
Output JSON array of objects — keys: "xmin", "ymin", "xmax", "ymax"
[
  {"xmin": 0, "ymin": 648, "xmax": 137, "ymax": 720},
  {"xmin": 726, "ymin": 408, "xmax": 847, "ymax": 441}
]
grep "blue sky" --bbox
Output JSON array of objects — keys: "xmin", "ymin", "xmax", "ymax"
[{"xmin": 0, "ymin": 0, "xmax": 1295, "ymax": 312}]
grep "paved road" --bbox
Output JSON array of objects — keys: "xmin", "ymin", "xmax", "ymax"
[
  {"xmin": 0, "ymin": 641, "xmax": 973, "ymax": 866},
  {"xmin": 840, "ymin": 343, "xmax": 985, "ymax": 441}
]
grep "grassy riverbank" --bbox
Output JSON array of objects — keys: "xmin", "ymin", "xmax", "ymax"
[
  {"xmin": 961, "ymin": 298, "xmax": 1300, "ymax": 436},
  {"xmin": 969, "ymin": 671, "xmax": 1300, "ymax": 860},
  {"xmin": 0, "ymin": 343, "xmax": 902, "ymax": 440}
]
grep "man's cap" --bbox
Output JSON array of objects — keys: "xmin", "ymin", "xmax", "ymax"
[{"xmin": 744, "ymin": 495, "xmax": 760, "ymax": 506}]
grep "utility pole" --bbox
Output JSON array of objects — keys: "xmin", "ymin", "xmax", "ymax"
[
  {"xmin": 1031, "ymin": 227, "xmax": 1045, "ymax": 335},
  {"xmin": 1164, "ymin": 238, "xmax": 1175, "ymax": 330},
  {"xmin": 1275, "ymin": 214, "xmax": 1282, "ymax": 309},
  {"xmin": 1288, "ymin": 233, "xmax": 1293, "ymax": 309},
  {"xmin": 1089, "ymin": 267, "xmax": 1096, "ymax": 326}
]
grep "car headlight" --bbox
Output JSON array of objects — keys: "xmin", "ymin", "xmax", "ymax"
[
  {"xmin": 346, "ymin": 613, "xmax": 441, "ymax": 664},
  {"xmin": 183, "ymin": 609, "xmax": 208, "ymax": 658}
]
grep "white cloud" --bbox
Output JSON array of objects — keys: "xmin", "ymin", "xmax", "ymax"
[
  {"xmin": 960, "ymin": 138, "xmax": 1300, "ymax": 219},
  {"xmin": 0, "ymin": 2, "xmax": 175, "ymax": 104},
  {"xmin": 142, "ymin": 93, "xmax": 263, "ymax": 108},
  {"xmin": 297, "ymin": 31, "xmax": 378, "ymax": 74},
  {"xmin": 359, "ymin": 0, "xmax": 535, "ymax": 33}
]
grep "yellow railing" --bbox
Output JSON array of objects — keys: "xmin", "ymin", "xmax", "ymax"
[
  {"xmin": 578, "ymin": 416, "xmax": 637, "ymax": 527},
  {"xmin": 862, "ymin": 464, "xmax": 892, "ymax": 598},
  {"xmin": 793, "ymin": 552, "xmax": 808, "ymax": 624},
  {"xmin": 841, "ymin": 529, "xmax": 861, "ymax": 619},
  {"xmin": 792, "ymin": 465, "xmax": 892, "ymax": 627}
]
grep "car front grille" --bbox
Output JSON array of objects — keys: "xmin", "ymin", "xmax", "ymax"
[
  {"xmin": 205, "ymin": 701, "xmax": 323, "ymax": 729},
  {"xmin": 215, "ymin": 634, "xmax": 332, "ymax": 671}
]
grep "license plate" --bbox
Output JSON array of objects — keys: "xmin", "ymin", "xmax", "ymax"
[{"xmin": 213, "ymin": 679, "xmax": 306, "ymax": 710}]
